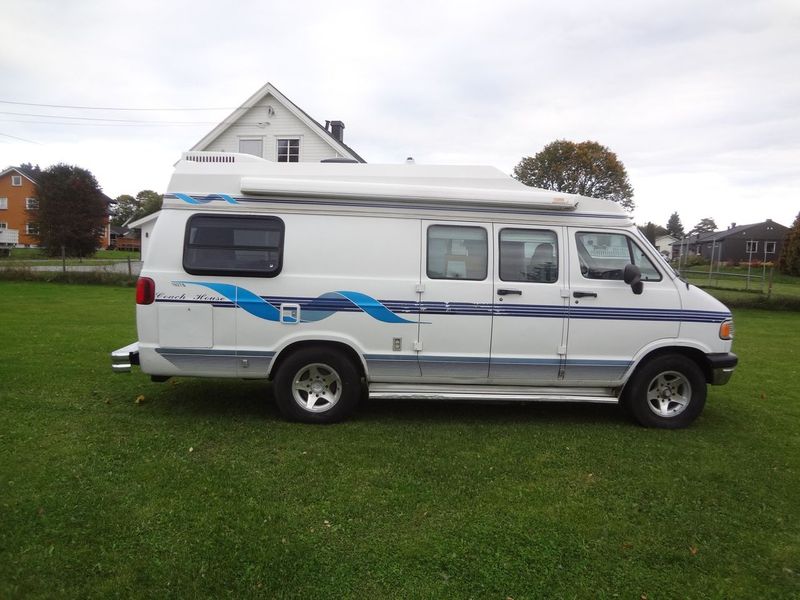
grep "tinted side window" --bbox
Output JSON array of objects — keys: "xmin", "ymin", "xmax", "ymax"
[
  {"xmin": 575, "ymin": 232, "xmax": 661, "ymax": 281},
  {"xmin": 499, "ymin": 229, "xmax": 558, "ymax": 283},
  {"xmin": 184, "ymin": 215, "xmax": 284, "ymax": 277},
  {"xmin": 427, "ymin": 225, "xmax": 487, "ymax": 280}
]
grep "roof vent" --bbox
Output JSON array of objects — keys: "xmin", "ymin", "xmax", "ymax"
[{"xmin": 185, "ymin": 153, "xmax": 235, "ymax": 163}]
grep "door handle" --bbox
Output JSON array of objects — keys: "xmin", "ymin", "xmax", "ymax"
[
  {"xmin": 573, "ymin": 291, "xmax": 598, "ymax": 298},
  {"xmin": 497, "ymin": 288, "xmax": 522, "ymax": 296}
]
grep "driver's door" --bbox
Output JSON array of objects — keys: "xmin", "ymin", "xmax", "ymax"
[{"xmin": 564, "ymin": 228, "xmax": 680, "ymax": 383}]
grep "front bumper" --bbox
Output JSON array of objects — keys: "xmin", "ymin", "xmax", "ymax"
[
  {"xmin": 111, "ymin": 342, "xmax": 140, "ymax": 373},
  {"xmin": 707, "ymin": 352, "xmax": 738, "ymax": 385}
]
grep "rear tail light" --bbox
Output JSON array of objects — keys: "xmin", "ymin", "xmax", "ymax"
[{"xmin": 136, "ymin": 277, "xmax": 155, "ymax": 305}]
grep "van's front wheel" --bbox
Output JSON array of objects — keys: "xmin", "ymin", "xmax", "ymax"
[
  {"xmin": 273, "ymin": 349, "xmax": 361, "ymax": 423},
  {"xmin": 624, "ymin": 355, "xmax": 706, "ymax": 429}
]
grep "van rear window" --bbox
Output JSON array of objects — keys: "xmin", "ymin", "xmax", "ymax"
[{"xmin": 183, "ymin": 215, "xmax": 284, "ymax": 277}]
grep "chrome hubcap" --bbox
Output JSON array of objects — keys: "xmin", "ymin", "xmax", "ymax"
[
  {"xmin": 291, "ymin": 363, "xmax": 342, "ymax": 413},
  {"xmin": 646, "ymin": 370, "xmax": 691, "ymax": 417}
]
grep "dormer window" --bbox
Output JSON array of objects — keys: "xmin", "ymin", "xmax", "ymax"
[{"xmin": 11, "ymin": 175, "xmax": 22, "ymax": 186}]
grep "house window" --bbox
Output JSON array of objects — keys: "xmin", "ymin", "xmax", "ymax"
[
  {"xmin": 427, "ymin": 225, "xmax": 488, "ymax": 280},
  {"xmin": 26, "ymin": 223, "xmax": 39, "ymax": 235},
  {"xmin": 277, "ymin": 138, "xmax": 300, "ymax": 162},
  {"xmin": 0, "ymin": 221, "xmax": 7, "ymax": 229},
  {"xmin": 765, "ymin": 242, "xmax": 776, "ymax": 254},
  {"xmin": 11, "ymin": 175, "xmax": 22, "ymax": 186},
  {"xmin": 746, "ymin": 241, "xmax": 759, "ymax": 253},
  {"xmin": 238, "ymin": 138, "xmax": 263, "ymax": 157},
  {"xmin": 0, "ymin": 197, "xmax": 7, "ymax": 210},
  {"xmin": 26, "ymin": 197, "xmax": 39, "ymax": 210},
  {"xmin": 183, "ymin": 214, "xmax": 284, "ymax": 277}
]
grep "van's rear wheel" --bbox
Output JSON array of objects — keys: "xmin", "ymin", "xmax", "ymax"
[
  {"xmin": 623, "ymin": 354, "xmax": 706, "ymax": 429},
  {"xmin": 273, "ymin": 348, "xmax": 361, "ymax": 423}
]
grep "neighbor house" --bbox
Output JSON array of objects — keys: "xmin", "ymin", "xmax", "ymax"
[
  {"xmin": 0, "ymin": 166, "xmax": 40, "ymax": 247},
  {"xmin": 0, "ymin": 166, "xmax": 114, "ymax": 249},
  {"xmin": 190, "ymin": 82, "xmax": 365, "ymax": 163},
  {"xmin": 654, "ymin": 234, "xmax": 678, "ymax": 259},
  {"xmin": 675, "ymin": 220, "xmax": 789, "ymax": 263}
]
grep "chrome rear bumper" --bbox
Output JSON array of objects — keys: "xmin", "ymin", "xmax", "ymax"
[{"xmin": 111, "ymin": 342, "xmax": 140, "ymax": 373}]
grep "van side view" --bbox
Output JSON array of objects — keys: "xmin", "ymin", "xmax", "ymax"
[{"xmin": 112, "ymin": 152, "xmax": 737, "ymax": 428}]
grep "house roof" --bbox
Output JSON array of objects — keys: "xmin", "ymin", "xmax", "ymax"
[
  {"xmin": 125, "ymin": 211, "xmax": 160, "ymax": 229},
  {"xmin": 682, "ymin": 220, "xmax": 789, "ymax": 244},
  {"xmin": 0, "ymin": 166, "xmax": 38, "ymax": 184},
  {"xmin": 190, "ymin": 82, "xmax": 366, "ymax": 163}
]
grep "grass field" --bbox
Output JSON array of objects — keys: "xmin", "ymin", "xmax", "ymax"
[{"xmin": 1, "ymin": 282, "xmax": 799, "ymax": 598}]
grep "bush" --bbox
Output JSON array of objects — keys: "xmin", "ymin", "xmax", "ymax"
[{"xmin": 0, "ymin": 267, "xmax": 136, "ymax": 286}]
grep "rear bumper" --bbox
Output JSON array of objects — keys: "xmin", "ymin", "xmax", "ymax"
[
  {"xmin": 111, "ymin": 342, "xmax": 140, "ymax": 373},
  {"xmin": 707, "ymin": 352, "xmax": 738, "ymax": 385}
]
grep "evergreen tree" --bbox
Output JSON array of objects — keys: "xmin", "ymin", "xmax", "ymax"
[{"xmin": 666, "ymin": 212, "xmax": 685, "ymax": 237}]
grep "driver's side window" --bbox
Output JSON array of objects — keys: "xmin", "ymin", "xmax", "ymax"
[{"xmin": 576, "ymin": 232, "xmax": 661, "ymax": 281}]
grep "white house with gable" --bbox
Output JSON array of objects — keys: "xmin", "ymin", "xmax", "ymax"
[
  {"xmin": 190, "ymin": 82, "xmax": 365, "ymax": 163},
  {"xmin": 127, "ymin": 84, "xmax": 365, "ymax": 251}
]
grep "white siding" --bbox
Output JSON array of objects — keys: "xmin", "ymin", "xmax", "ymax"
[{"xmin": 200, "ymin": 93, "xmax": 345, "ymax": 163}]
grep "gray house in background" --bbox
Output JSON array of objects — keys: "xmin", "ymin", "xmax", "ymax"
[{"xmin": 675, "ymin": 219, "xmax": 789, "ymax": 263}]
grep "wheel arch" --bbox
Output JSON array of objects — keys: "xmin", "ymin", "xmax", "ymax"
[
  {"xmin": 622, "ymin": 345, "xmax": 714, "ymax": 397},
  {"xmin": 268, "ymin": 339, "xmax": 367, "ymax": 381}
]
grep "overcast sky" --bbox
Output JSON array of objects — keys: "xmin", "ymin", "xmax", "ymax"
[{"xmin": 1, "ymin": 0, "xmax": 798, "ymax": 231}]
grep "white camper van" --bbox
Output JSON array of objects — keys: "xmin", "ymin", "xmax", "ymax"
[{"xmin": 112, "ymin": 152, "xmax": 737, "ymax": 428}]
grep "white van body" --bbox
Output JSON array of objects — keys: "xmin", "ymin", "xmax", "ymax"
[{"xmin": 112, "ymin": 152, "xmax": 737, "ymax": 427}]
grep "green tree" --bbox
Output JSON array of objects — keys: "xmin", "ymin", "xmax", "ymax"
[
  {"xmin": 33, "ymin": 164, "xmax": 108, "ymax": 257},
  {"xmin": 110, "ymin": 190, "xmax": 163, "ymax": 226},
  {"xmin": 513, "ymin": 140, "xmax": 635, "ymax": 210},
  {"xmin": 136, "ymin": 189, "xmax": 163, "ymax": 217},
  {"xmin": 666, "ymin": 212, "xmax": 685, "ymax": 237},
  {"xmin": 111, "ymin": 194, "xmax": 138, "ymax": 226},
  {"xmin": 691, "ymin": 217, "xmax": 717, "ymax": 234},
  {"xmin": 637, "ymin": 222, "xmax": 668, "ymax": 245},
  {"xmin": 778, "ymin": 212, "xmax": 800, "ymax": 276},
  {"xmin": 19, "ymin": 162, "xmax": 43, "ymax": 180}
]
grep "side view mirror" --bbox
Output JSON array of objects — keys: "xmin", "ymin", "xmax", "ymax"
[{"xmin": 623, "ymin": 264, "xmax": 644, "ymax": 295}]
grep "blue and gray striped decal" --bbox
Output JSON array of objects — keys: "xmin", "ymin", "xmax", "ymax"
[{"xmin": 158, "ymin": 284, "xmax": 730, "ymax": 325}]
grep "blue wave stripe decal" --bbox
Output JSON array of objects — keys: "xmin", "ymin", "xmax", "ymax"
[
  {"xmin": 162, "ymin": 286, "xmax": 730, "ymax": 324},
  {"xmin": 175, "ymin": 283, "xmax": 416, "ymax": 324},
  {"xmin": 175, "ymin": 193, "xmax": 238, "ymax": 205}
]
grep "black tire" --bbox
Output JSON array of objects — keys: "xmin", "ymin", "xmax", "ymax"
[
  {"xmin": 623, "ymin": 354, "xmax": 707, "ymax": 429},
  {"xmin": 273, "ymin": 348, "xmax": 361, "ymax": 424}
]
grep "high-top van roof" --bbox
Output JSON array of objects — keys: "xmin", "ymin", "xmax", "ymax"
[{"xmin": 165, "ymin": 152, "xmax": 631, "ymax": 221}]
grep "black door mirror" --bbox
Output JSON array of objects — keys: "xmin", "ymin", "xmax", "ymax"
[{"xmin": 623, "ymin": 264, "xmax": 644, "ymax": 295}]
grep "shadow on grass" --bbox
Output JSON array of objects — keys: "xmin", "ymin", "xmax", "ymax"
[{"xmin": 147, "ymin": 378, "xmax": 630, "ymax": 428}]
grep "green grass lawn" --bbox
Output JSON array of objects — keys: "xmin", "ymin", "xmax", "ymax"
[{"xmin": 1, "ymin": 282, "xmax": 798, "ymax": 598}]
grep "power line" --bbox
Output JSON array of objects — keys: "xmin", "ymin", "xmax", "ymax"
[
  {"xmin": 0, "ymin": 132, "xmax": 41, "ymax": 144},
  {"xmin": 0, "ymin": 118, "xmax": 217, "ymax": 127},
  {"xmin": 0, "ymin": 99, "xmax": 237, "ymax": 111},
  {"xmin": 0, "ymin": 110, "xmax": 219, "ymax": 124}
]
